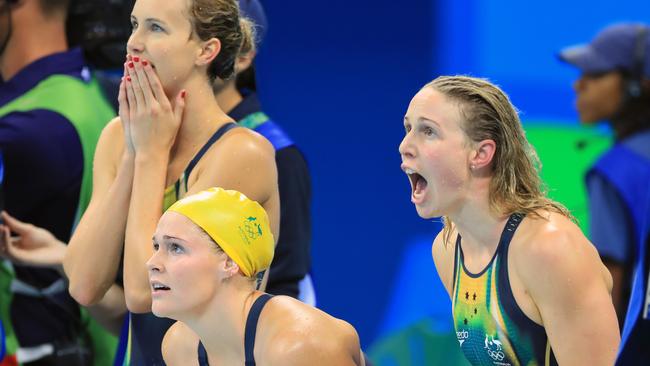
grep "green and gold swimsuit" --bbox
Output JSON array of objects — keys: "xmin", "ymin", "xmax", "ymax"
[{"xmin": 452, "ymin": 213, "xmax": 557, "ymax": 366}]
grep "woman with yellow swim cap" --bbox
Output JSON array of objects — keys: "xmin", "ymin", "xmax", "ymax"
[
  {"xmin": 150, "ymin": 187, "xmax": 365, "ymax": 366},
  {"xmin": 60, "ymin": 0, "xmax": 280, "ymax": 363}
]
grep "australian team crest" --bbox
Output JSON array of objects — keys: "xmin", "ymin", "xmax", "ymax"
[{"xmin": 238, "ymin": 216, "xmax": 263, "ymax": 245}]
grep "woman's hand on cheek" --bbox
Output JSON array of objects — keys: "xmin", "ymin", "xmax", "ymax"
[{"xmin": 124, "ymin": 57, "xmax": 186, "ymax": 158}]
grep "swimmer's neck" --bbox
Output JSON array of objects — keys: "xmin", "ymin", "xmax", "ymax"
[
  {"xmin": 169, "ymin": 76, "xmax": 234, "ymax": 152},
  {"xmin": 184, "ymin": 286, "xmax": 261, "ymax": 363},
  {"xmin": 449, "ymin": 202, "xmax": 509, "ymax": 253}
]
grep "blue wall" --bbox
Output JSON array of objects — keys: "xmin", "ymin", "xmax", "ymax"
[
  {"xmin": 256, "ymin": 0, "xmax": 437, "ymax": 347},
  {"xmin": 436, "ymin": 0, "xmax": 650, "ymax": 122},
  {"xmin": 255, "ymin": 0, "xmax": 650, "ymax": 349}
]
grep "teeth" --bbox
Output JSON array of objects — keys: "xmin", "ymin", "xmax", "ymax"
[{"xmin": 405, "ymin": 168, "xmax": 416, "ymax": 175}]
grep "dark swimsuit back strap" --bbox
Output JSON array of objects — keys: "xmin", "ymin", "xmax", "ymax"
[
  {"xmin": 184, "ymin": 122, "xmax": 238, "ymax": 183},
  {"xmin": 454, "ymin": 212, "xmax": 525, "ymax": 278},
  {"xmin": 452, "ymin": 233, "xmax": 462, "ymax": 288},
  {"xmin": 197, "ymin": 340, "xmax": 209, "ymax": 366},
  {"xmin": 498, "ymin": 213, "xmax": 525, "ymax": 252},
  {"xmin": 244, "ymin": 294, "xmax": 273, "ymax": 366}
]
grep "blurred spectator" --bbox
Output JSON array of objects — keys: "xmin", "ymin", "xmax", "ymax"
[
  {"xmin": 559, "ymin": 22, "xmax": 650, "ymax": 362},
  {"xmin": 0, "ymin": 0, "xmax": 115, "ymax": 364}
]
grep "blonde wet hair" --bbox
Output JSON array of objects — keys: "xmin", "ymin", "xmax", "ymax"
[{"xmin": 423, "ymin": 76, "xmax": 572, "ymax": 245}]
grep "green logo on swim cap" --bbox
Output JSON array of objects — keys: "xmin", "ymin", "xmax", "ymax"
[{"xmin": 238, "ymin": 216, "xmax": 262, "ymax": 245}]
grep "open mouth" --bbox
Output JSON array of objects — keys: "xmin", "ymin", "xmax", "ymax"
[
  {"xmin": 151, "ymin": 281, "xmax": 170, "ymax": 293},
  {"xmin": 404, "ymin": 168, "xmax": 428, "ymax": 201}
]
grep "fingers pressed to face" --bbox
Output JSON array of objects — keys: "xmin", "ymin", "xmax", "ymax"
[
  {"xmin": 132, "ymin": 57, "xmax": 155, "ymax": 106},
  {"xmin": 124, "ymin": 63, "xmax": 138, "ymax": 114},
  {"xmin": 142, "ymin": 60, "xmax": 167, "ymax": 104},
  {"xmin": 126, "ymin": 60, "xmax": 147, "ymax": 109}
]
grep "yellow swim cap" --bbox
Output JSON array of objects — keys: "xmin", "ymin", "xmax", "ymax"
[{"xmin": 167, "ymin": 187, "xmax": 274, "ymax": 277}]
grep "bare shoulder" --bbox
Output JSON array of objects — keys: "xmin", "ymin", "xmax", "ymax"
[
  {"xmin": 189, "ymin": 124, "xmax": 276, "ymax": 195},
  {"xmin": 507, "ymin": 211, "xmax": 619, "ymax": 364},
  {"xmin": 162, "ymin": 321, "xmax": 200, "ymax": 366},
  {"xmin": 511, "ymin": 211, "xmax": 611, "ymax": 293},
  {"xmin": 100, "ymin": 117, "xmax": 125, "ymax": 143},
  {"xmin": 432, "ymin": 226, "xmax": 456, "ymax": 296},
  {"xmin": 95, "ymin": 117, "xmax": 126, "ymax": 166},
  {"xmin": 261, "ymin": 297, "xmax": 361, "ymax": 366},
  {"xmin": 215, "ymin": 124, "xmax": 275, "ymax": 157}
]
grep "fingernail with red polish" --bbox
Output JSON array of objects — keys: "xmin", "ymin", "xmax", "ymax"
[
  {"xmin": 133, "ymin": 56, "xmax": 140, "ymax": 62},
  {"xmin": 128, "ymin": 62, "xmax": 134, "ymax": 68},
  {"xmin": 126, "ymin": 76, "xmax": 132, "ymax": 82},
  {"xmin": 142, "ymin": 60, "xmax": 148, "ymax": 66},
  {"xmin": 181, "ymin": 90, "xmax": 186, "ymax": 98}
]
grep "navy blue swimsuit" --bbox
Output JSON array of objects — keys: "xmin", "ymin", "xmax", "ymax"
[{"xmin": 198, "ymin": 294, "xmax": 273, "ymax": 366}]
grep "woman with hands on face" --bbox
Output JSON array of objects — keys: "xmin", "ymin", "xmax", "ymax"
[{"xmin": 62, "ymin": 0, "xmax": 280, "ymax": 364}]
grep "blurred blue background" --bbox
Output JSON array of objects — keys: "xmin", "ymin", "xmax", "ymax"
[{"xmin": 253, "ymin": 0, "xmax": 650, "ymax": 362}]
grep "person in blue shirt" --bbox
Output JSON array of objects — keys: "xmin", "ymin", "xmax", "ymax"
[
  {"xmin": 0, "ymin": 0, "xmax": 116, "ymax": 365},
  {"xmin": 559, "ymin": 23, "xmax": 650, "ymax": 363}
]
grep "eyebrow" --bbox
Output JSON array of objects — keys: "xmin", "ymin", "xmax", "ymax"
[
  {"xmin": 130, "ymin": 16, "xmax": 168, "ymax": 25},
  {"xmin": 418, "ymin": 117, "xmax": 440, "ymax": 127},
  {"xmin": 151, "ymin": 235, "xmax": 187, "ymax": 242},
  {"xmin": 403, "ymin": 116, "xmax": 441, "ymax": 127}
]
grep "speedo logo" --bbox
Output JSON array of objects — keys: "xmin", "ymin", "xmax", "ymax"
[{"xmin": 456, "ymin": 330, "xmax": 469, "ymax": 346}]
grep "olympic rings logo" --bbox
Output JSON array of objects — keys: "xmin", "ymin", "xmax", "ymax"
[
  {"xmin": 238, "ymin": 217, "xmax": 262, "ymax": 245},
  {"xmin": 486, "ymin": 349, "xmax": 505, "ymax": 361}
]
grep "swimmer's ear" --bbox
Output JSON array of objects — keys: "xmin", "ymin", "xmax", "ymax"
[
  {"xmin": 223, "ymin": 256, "xmax": 240, "ymax": 278},
  {"xmin": 469, "ymin": 139, "xmax": 496, "ymax": 171},
  {"xmin": 196, "ymin": 37, "xmax": 221, "ymax": 67}
]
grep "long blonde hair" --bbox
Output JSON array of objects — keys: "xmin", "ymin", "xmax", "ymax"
[{"xmin": 424, "ymin": 76, "xmax": 572, "ymax": 244}]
